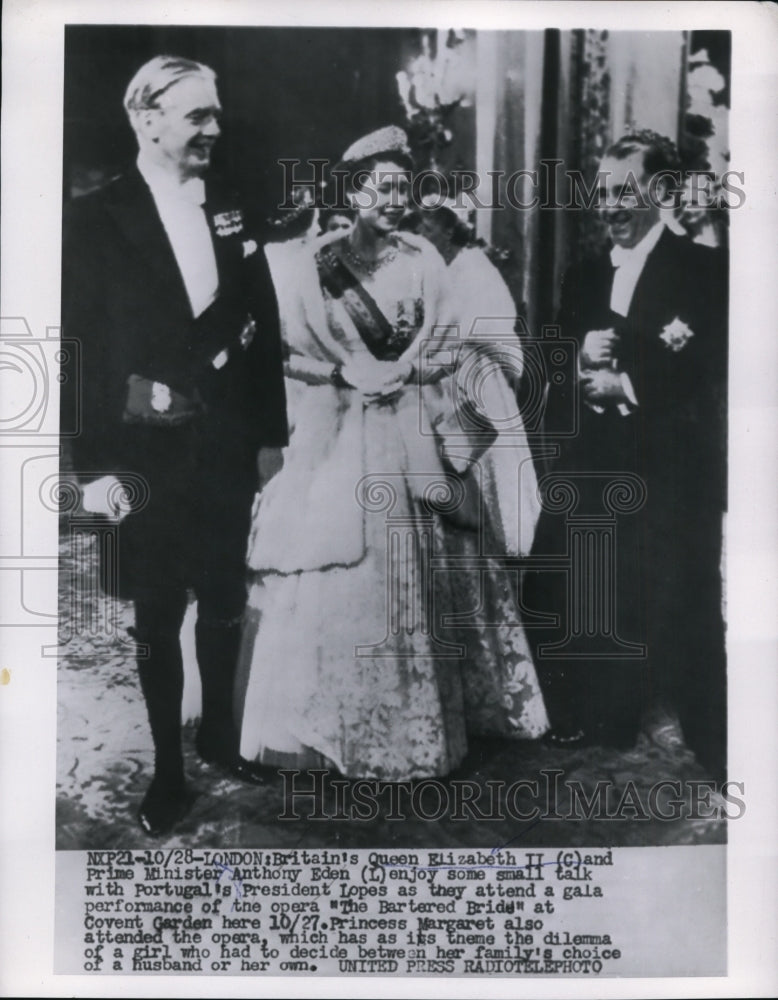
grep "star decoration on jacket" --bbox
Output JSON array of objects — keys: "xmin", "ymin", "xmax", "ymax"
[{"xmin": 659, "ymin": 317, "xmax": 695, "ymax": 352}]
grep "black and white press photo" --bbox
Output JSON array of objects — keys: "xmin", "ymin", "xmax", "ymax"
[
  {"xmin": 1, "ymin": 0, "xmax": 777, "ymax": 993},
  {"xmin": 56, "ymin": 21, "xmax": 733, "ymax": 850}
]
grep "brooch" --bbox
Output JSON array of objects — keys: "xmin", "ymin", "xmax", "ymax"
[{"xmin": 659, "ymin": 317, "xmax": 695, "ymax": 352}]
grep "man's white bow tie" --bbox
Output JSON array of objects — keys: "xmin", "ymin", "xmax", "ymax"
[
  {"xmin": 610, "ymin": 244, "xmax": 633, "ymax": 269},
  {"xmin": 177, "ymin": 177, "xmax": 206, "ymax": 206}
]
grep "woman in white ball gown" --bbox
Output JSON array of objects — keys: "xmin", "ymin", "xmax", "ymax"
[{"xmin": 237, "ymin": 127, "xmax": 548, "ymax": 782}]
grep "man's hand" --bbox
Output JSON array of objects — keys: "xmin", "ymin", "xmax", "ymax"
[
  {"xmin": 80, "ymin": 475, "xmax": 132, "ymax": 521},
  {"xmin": 580, "ymin": 328, "xmax": 619, "ymax": 368},
  {"xmin": 579, "ymin": 368, "xmax": 630, "ymax": 405},
  {"xmin": 257, "ymin": 447, "xmax": 284, "ymax": 490}
]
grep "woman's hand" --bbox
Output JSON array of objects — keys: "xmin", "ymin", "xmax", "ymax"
[
  {"xmin": 340, "ymin": 358, "xmax": 413, "ymax": 399},
  {"xmin": 368, "ymin": 359, "xmax": 414, "ymax": 400}
]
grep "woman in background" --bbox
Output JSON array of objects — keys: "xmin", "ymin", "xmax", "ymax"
[
  {"xmin": 418, "ymin": 192, "xmax": 518, "ymax": 338},
  {"xmin": 417, "ymin": 193, "xmax": 546, "ymax": 741},
  {"xmin": 237, "ymin": 128, "xmax": 547, "ymax": 782}
]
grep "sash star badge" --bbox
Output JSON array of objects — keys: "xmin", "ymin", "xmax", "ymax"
[
  {"xmin": 242, "ymin": 239, "xmax": 258, "ymax": 258},
  {"xmin": 213, "ymin": 209, "xmax": 244, "ymax": 237},
  {"xmin": 659, "ymin": 317, "xmax": 695, "ymax": 352}
]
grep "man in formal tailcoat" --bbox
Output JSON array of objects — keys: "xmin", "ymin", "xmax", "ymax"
[
  {"xmin": 528, "ymin": 131, "xmax": 727, "ymax": 777},
  {"xmin": 61, "ymin": 56, "xmax": 288, "ymax": 834}
]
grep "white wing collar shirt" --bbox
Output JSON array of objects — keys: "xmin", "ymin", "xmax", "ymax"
[
  {"xmin": 596, "ymin": 219, "xmax": 665, "ymax": 414},
  {"xmin": 137, "ymin": 152, "xmax": 219, "ymax": 319},
  {"xmin": 609, "ymin": 220, "xmax": 665, "ymax": 318},
  {"xmin": 81, "ymin": 155, "xmax": 221, "ymax": 520}
]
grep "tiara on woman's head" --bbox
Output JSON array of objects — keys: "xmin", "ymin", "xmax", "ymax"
[{"xmin": 340, "ymin": 126, "xmax": 411, "ymax": 164}]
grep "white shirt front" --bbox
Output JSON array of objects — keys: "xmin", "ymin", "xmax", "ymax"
[
  {"xmin": 609, "ymin": 221, "xmax": 664, "ymax": 317},
  {"xmin": 582, "ymin": 223, "xmax": 665, "ymax": 416},
  {"xmin": 137, "ymin": 153, "xmax": 218, "ymax": 319}
]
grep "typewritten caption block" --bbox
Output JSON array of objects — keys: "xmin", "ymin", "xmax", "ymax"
[{"xmin": 55, "ymin": 846, "xmax": 725, "ymax": 977}]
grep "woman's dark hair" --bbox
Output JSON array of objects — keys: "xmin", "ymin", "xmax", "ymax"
[
  {"xmin": 424, "ymin": 205, "xmax": 472, "ymax": 247},
  {"xmin": 604, "ymin": 129, "xmax": 681, "ymax": 177},
  {"xmin": 318, "ymin": 206, "xmax": 355, "ymax": 232}
]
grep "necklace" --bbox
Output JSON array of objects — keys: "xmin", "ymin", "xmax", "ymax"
[{"xmin": 341, "ymin": 237, "xmax": 399, "ymax": 275}]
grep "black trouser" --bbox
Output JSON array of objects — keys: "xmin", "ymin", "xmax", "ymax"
[
  {"xmin": 526, "ymin": 426, "xmax": 650, "ymax": 744},
  {"xmin": 132, "ymin": 561, "xmax": 249, "ymax": 785},
  {"xmin": 527, "ymin": 490, "xmax": 725, "ymax": 766},
  {"xmin": 126, "ymin": 436, "xmax": 256, "ymax": 785}
]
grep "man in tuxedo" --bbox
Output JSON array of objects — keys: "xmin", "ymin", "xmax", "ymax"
[
  {"xmin": 62, "ymin": 56, "xmax": 288, "ymax": 834},
  {"xmin": 529, "ymin": 131, "xmax": 727, "ymax": 777}
]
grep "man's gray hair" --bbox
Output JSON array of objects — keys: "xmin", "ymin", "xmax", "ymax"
[{"xmin": 123, "ymin": 55, "xmax": 216, "ymax": 115}]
